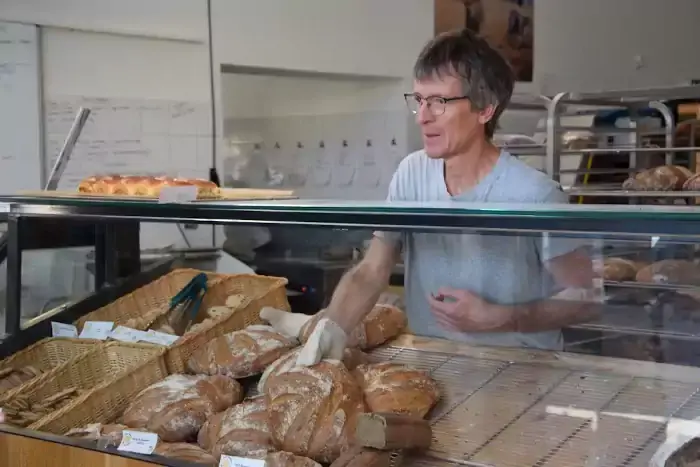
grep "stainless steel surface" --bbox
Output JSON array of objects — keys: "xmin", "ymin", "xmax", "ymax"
[
  {"xmin": 45, "ymin": 107, "xmax": 90, "ymax": 191},
  {"xmin": 564, "ymin": 84, "xmax": 700, "ymax": 103},
  {"xmin": 563, "ymin": 189, "xmax": 700, "ymax": 198},
  {"xmin": 560, "ymin": 146, "xmax": 700, "ymax": 155}
]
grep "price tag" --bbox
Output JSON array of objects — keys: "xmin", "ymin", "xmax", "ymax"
[
  {"xmin": 159, "ymin": 186, "xmax": 198, "ymax": 204},
  {"xmin": 117, "ymin": 430, "xmax": 158, "ymax": 455},
  {"xmin": 140, "ymin": 330, "xmax": 179, "ymax": 346},
  {"xmin": 78, "ymin": 321, "xmax": 114, "ymax": 340},
  {"xmin": 219, "ymin": 455, "xmax": 266, "ymax": 467},
  {"xmin": 51, "ymin": 322, "xmax": 78, "ymax": 338},
  {"xmin": 109, "ymin": 326, "xmax": 148, "ymax": 343}
]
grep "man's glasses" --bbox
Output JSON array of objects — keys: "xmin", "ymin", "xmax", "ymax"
[{"xmin": 404, "ymin": 93, "xmax": 470, "ymax": 116}]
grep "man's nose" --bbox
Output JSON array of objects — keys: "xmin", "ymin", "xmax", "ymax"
[{"xmin": 416, "ymin": 102, "xmax": 434, "ymax": 125}]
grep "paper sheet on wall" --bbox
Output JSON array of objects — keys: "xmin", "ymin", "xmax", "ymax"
[{"xmin": 44, "ymin": 95, "xmax": 214, "ymax": 249}]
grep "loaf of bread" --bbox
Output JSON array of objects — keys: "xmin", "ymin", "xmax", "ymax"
[
  {"xmin": 264, "ymin": 451, "xmax": 322, "ymax": 467},
  {"xmin": 153, "ymin": 442, "xmax": 217, "ymax": 465},
  {"xmin": 299, "ymin": 305, "xmax": 406, "ymax": 350},
  {"xmin": 187, "ymin": 325, "xmax": 297, "ymax": 378},
  {"xmin": 329, "ymin": 447, "xmax": 400, "ymax": 467},
  {"xmin": 198, "ymin": 396, "xmax": 273, "ymax": 459},
  {"xmin": 683, "ymin": 173, "xmax": 700, "ymax": 191},
  {"xmin": 121, "ymin": 374, "xmax": 242, "ymax": 442},
  {"xmin": 622, "ymin": 165, "xmax": 693, "ymax": 191},
  {"xmin": 257, "ymin": 347, "xmax": 369, "ymax": 394},
  {"xmin": 353, "ymin": 363, "xmax": 440, "ymax": 418},
  {"xmin": 635, "ymin": 259, "xmax": 700, "ymax": 286},
  {"xmin": 78, "ymin": 175, "xmax": 220, "ymax": 199},
  {"xmin": 602, "ymin": 257, "xmax": 639, "ymax": 282},
  {"xmin": 266, "ymin": 360, "xmax": 367, "ymax": 463},
  {"xmin": 64, "ymin": 423, "xmax": 129, "ymax": 446}
]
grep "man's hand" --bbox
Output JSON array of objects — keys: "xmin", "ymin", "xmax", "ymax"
[
  {"xmin": 427, "ymin": 287, "xmax": 514, "ymax": 333},
  {"xmin": 295, "ymin": 318, "xmax": 348, "ymax": 366}
]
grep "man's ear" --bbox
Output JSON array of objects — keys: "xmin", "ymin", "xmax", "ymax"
[{"xmin": 477, "ymin": 104, "xmax": 497, "ymax": 125}]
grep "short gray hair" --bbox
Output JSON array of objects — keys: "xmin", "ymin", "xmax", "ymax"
[{"xmin": 413, "ymin": 29, "xmax": 515, "ymax": 138}]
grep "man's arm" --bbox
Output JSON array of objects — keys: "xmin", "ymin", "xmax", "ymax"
[{"xmin": 324, "ymin": 236, "xmax": 400, "ymax": 333}]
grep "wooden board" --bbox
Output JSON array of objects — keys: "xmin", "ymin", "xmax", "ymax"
[
  {"xmin": 15, "ymin": 188, "xmax": 297, "ymax": 201},
  {"xmin": 373, "ymin": 335, "xmax": 700, "ymax": 467},
  {"xmin": 0, "ymin": 430, "xmax": 164, "ymax": 467}
]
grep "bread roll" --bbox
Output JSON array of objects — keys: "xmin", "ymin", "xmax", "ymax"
[
  {"xmin": 635, "ymin": 259, "xmax": 700, "ymax": 286},
  {"xmin": 266, "ymin": 360, "xmax": 367, "ymax": 463},
  {"xmin": 121, "ymin": 374, "xmax": 242, "ymax": 442},
  {"xmin": 153, "ymin": 443, "xmax": 217, "ymax": 465},
  {"xmin": 353, "ymin": 363, "xmax": 440, "ymax": 418},
  {"xmin": 602, "ymin": 257, "xmax": 639, "ymax": 281},
  {"xmin": 300, "ymin": 305, "xmax": 406, "ymax": 350},
  {"xmin": 198, "ymin": 396, "xmax": 273, "ymax": 459},
  {"xmin": 265, "ymin": 451, "xmax": 322, "ymax": 467},
  {"xmin": 257, "ymin": 347, "xmax": 369, "ymax": 394},
  {"xmin": 622, "ymin": 165, "xmax": 693, "ymax": 191},
  {"xmin": 187, "ymin": 325, "xmax": 297, "ymax": 378}
]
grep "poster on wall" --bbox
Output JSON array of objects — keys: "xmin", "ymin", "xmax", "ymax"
[{"xmin": 435, "ymin": 0, "xmax": 533, "ymax": 82}]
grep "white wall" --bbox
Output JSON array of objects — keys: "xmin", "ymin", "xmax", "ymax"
[{"xmin": 534, "ymin": 0, "xmax": 700, "ymax": 93}]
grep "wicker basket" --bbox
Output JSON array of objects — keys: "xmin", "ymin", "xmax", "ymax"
[
  {"xmin": 164, "ymin": 273, "xmax": 290, "ymax": 373},
  {"xmin": 74, "ymin": 268, "xmax": 226, "ymax": 331},
  {"xmin": 0, "ymin": 337, "xmax": 100, "ymax": 401},
  {"xmin": 18, "ymin": 342, "xmax": 168, "ymax": 434}
]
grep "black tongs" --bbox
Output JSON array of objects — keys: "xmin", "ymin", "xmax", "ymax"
[{"xmin": 168, "ymin": 273, "xmax": 208, "ymax": 335}]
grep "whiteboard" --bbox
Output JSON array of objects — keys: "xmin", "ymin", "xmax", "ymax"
[{"xmin": 0, "ymin": 21, "xmax": 42, "ymax": 193}]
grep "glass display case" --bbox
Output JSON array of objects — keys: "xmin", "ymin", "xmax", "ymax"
[{"xmin": 1, "ymin": 196, "xmax": 700, "ymax": 467}]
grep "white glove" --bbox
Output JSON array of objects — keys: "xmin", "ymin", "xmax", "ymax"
[
  {"xmin": 295, "ymin": 318, "xmax": 347, "ymax": 367},
  {"xmin": 259, "ymin": 307, "xmax": 312, "ymax": 339}
]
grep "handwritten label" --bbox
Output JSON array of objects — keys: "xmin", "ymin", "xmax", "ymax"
[
  {"xmin": 159, "ymin": 186, "xmax": 197, "ymax": 204},
  {"xmin": 51, "ymin": 322, "xmax": 78, "ymax": 338},
  {"xmin": 109, "ymin": 326, "xmax": 148, "ymax": 343},
  {"xmin": 140, "ymin": 330, "xmax": 179, "ymax": 346},
  {"xmin": 79, "ymin": 321, "xmax": 114, "ymax": 340},
  {"xmin": 219, "ymin": 455, "xmax": 266, "ymax": 467},
  {"xmin": 117, "ymin": 430, "xmax": 158, "ymax": 455}
]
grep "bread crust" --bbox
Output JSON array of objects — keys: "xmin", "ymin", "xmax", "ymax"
[
  {"xmin": 622, "ymin": 165, "xmax": 693, "ymax": 191},
  {"xmin": 77, "ymin": 174, "xmax": 220, "ymax": 198}
]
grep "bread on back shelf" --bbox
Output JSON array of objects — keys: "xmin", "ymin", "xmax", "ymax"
[
  {"xmin": 622, "ymin": 165, "xmax": 693, "ymax": 191},
  {"xmin": 265, "ymin": 360, "xmax": 367, "ymax": 464},
  {"xmin": 121, "ymin": 374, "xmax": 242, "ymax": 442},
  {"xmin": 353, "ymin": 363, "xmax": 440, "ymax": 418},
  {"xmin": 265, "ymin": 451, "xmax": 322, "ymax": 467},
  {"xmin": 299, "ymin": 305, "xmax": 407, "ymax": 350},
  {"xmin": 187, "ymin": 325, "xmax": 297, "ymax": 378},
  {"xmin": 635, "ymin": 259, "xmax": 700, "ymax": 286},
  {"xmin": 602, "ymin": 257, "xmax": 640, "ymax": 282},
  {"xmin": 197, "ymin": 396, "xmax": 273, "ymax": 459}
]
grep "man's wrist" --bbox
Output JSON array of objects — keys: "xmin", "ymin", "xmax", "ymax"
[{"xmin": 489, "ymin": 303, "xmax": 520, "ymax": 332}]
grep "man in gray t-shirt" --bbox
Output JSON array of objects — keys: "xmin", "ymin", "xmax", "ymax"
[{"xmin": 294, "ymin": 29, "xmax": 598, "ymax": 366}]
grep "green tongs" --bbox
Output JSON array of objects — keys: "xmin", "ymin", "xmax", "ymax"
[{"xmin": 168, "ymin": 273, "xmax": 208, "ymax": 335}]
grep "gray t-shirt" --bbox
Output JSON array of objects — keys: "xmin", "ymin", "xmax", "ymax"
[{"xmin": 378, "ymin": 150, "xmax": 581, "ymax": 350}]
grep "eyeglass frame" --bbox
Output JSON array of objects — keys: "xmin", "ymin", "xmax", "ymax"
[{"xmin": 403, "ymin": 93, "xmax": 471, "ymax": 116}]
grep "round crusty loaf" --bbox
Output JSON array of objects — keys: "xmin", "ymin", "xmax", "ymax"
[
  {"xmin": 153, "ymin": 442, "xmax": 217, "ymax": 465},
  {"xmin": 121, "ymin": 374, "xmax": 242, "ymax": 442},
  {"xmin": 299, "ymin": 305, "xmax": 406, "ymax": 350},
  {"xmin": 635, "ymin": 259, "xmax": 700, "ymax": 286},
  {"xmin": 257, "ymin": 347, "xmax": 369, "ymax": 395},
  {"xmin": 198, "ymin": 396, "xmax": 273, "ymax": 459},
  {"xmin": 266, "ymin": 360, "xmax": 367, "ymax": 464},
  {"xmin": 683, "ymin": 173, "xmax": 700, "ymax": 191},
  {"xmin": 187, "ymin": 325, "xmax": 297, "ymax": 378},
  {"xmin": 622, "ymin": 165, "xmax": 693, "ymax": 191},
  {"xmin": 265, "ymin": 451, "xmax": 322, "ymax": 467},
  {"xmin": 353, "ymin": 363, "xmax": 440, "ymax": 419},
  {"xmin": 602, "ymin": 257, "xmax": 639, "ymax": 282}
]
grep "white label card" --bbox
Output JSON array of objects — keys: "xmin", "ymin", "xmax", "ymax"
[
  {"xmin": 109, "ymin": 326, "xmax": 148, "ymax": 343},
  {"xmin": 219, "ymin": 455, "xmax": 266, "ymax": 467},
  {"xmin": 79, "ymin": 321, "xmax": 114, "ymax": 340},
  {"xmin": 139, "ymin": 330, "xmax": 179, "ymax": 346},
  {"xmin": 117, "ymin": 430, "xmax": 158, "ymax": 455},
  {"xmin": 159, "ymin": 186, "xmax": 198, "ymax": 204},
  {"xmin": 51, "ymin": 322, "xmax": 78, "ymax": 338}
]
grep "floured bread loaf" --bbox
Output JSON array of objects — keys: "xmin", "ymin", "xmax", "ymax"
[
  {"xmin": 300, "ymin": 305, "xmax": 406, "ymax": 350},
  {"xmin": 602, "ymin": 257, "xmax": 639, "ymax": 281},
  {"xmin": 622, "ymin": 165, "xmax": 693, "ymax": 191},
  {"xmin": 64, "ymin": 423, "xmax": 129, "ymax": 446},
  {"xmin": 266, "ymin": 360, "xmax": 367, "ymax": 463},
  {"xmin": 121, "ymin": 374, "xmax": 242, "ymax": 442},
  {"xmin": 257, "ymin": 347, "xmax": 369, "ymax": 394},
  {"xmin": 636, "ymin": 259, "xmax": 700, "ymax": 286},
  {"xmin": 198, "ymin": 396, "xmax": 273, "ymax": 459},
  {"xmin": 153, "ymin": 442, "xmax": 217, "ymax": 465},
  {"xmin": 187, "ymin": 325, "xmax": 297, "ymax": 378},
  {"xmin": 353, "ymin": 363, "xmax": 440, "ymax": 418},
  {"xmin": 265, "ymin": 451, "xmax": 322, "ymax": 467}
]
